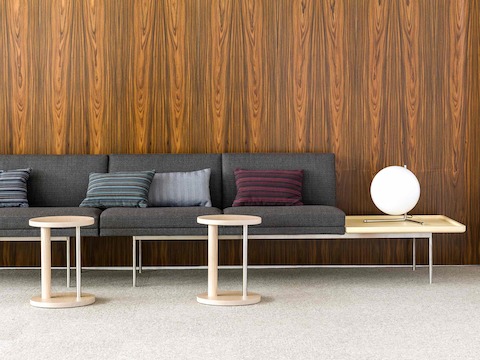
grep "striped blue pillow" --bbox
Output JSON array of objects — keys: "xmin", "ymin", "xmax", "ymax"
[
  {"xmin": 80, "ymin": 170, "xmax": 155, "ymax": 208},
  {"xmin": 0, "ymin": 168, "xmax": 32, "ymax": 207}
]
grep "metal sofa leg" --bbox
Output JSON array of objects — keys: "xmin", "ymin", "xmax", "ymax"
[
  {"xmin": 139, "ymin": 239, "xmax": 142, "ymax": 274},
  {"xmin": 132, "ymin": 236, "xmax": 136, "ymax": 287},
  {"xmin": 67, "ymin": 237, "xmax": 71, "ymax": 287}
]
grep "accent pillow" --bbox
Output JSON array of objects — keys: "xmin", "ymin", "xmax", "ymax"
[
  {"xmin": 79, "ymin": 170, "xmax": 155, "ymax": 208},
  {"xmin": 0, "ymin": 168, "xmax": 32, "ymax": 207},
  {"xmin": 233, "ymin": 169, "xmax": 304, "ymax": 206},
  {"xmin": 148, "ymin": 168, "xmax": 212, "ymax": 207}
]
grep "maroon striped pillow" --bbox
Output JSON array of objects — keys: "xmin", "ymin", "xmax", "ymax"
[{"xmin": 232, "ymin": 169, "xmax": 304, "ymax": 206}]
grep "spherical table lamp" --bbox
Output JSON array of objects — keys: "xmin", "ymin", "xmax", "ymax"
[{"xmin": 365, "ymin": 165, "xmax": 423, "ymax": 224}]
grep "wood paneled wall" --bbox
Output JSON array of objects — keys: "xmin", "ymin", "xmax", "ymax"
[{"xmin": 1, "ymin": 0, "xmax": 479, "ymax": 267}]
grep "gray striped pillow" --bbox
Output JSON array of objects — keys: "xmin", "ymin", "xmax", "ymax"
[
  {"xmin": 148, "ymin": 168, "xmax": 212, "ymax": 207},
  {"xmin": 0, "ymin": 168, "xmax": 32, "ymax": 207},
  {"xmin": 80, "ymin": 170, "xmax": 155, "ymax": 208}
]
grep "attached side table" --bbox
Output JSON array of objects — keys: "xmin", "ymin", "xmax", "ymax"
[
  {"xmin": 29, "ymin": 216, "xmax": 96, "ymax": 308},
  {"xmin": 197, "ymin": 215, "xmax": 262, "ymax": 306},
  {"xmin": 346, "ymin": 215, "xmax": 466, "ymax": 284}
]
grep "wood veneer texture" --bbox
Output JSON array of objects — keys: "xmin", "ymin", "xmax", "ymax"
[{"xmin": 0, "ymin": 0, "xmax": 478, "ymax": 267}]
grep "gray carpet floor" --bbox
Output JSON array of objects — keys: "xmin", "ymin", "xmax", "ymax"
[{"xmin": 1, "ymin": 266, "xmax": 480, "ymax": 360}]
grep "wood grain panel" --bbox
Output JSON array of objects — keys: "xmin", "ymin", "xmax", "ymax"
[
  {"xmin": 81, "ymin": 0, "xmax": 107, "ymax": 154},
  {"xmin": 467, "ymin": 0, "xmax": 480, "ymax": 264},
  {"xmin": 291, "ymin": 0, "xmax": 312, "ymax": 152},
  {"xmin": 273, "ymin": 1, "xmax": 292, "ymax": 152},
  {"xmin": 239, "ymin": 0, "xmax": 266, "ymax": 152},
  {"xmin": 0, "ymin": 0, "xmax": 478, "ymax": 268},
  {"xmin": 5, "ymin": 0, "xmax": 30, "ymax": 154},
  {"xmin": 440, "ymin": 0, "xmax": 468, "ymax": 263},
  {"xmin": 132, "ymin": 0, "xmax": 155, "ymax": 153},
  {"xmin": 203, "ymin": 0, "xmax": 233, "ymax": 153},
  {"xmin": 364, "ymin": 0, "xmax": 391, "ymax": 171},
  {"xmin": 0, "ymin": 0, "xmax": 8, "ymax": 154},
  {"xmin": 164, "ymin": 0, "xmax": 188, "ymax": 153},
  {"xmin": 399, "ymin": 0, "xmax": 420, "ymax": 170},
  {"xmin": 320, "ymin": 0, "xmax": 356, "ymax": 262},
  {"xmin": 48, "ymin": 0, "xmax": 74, "ymax": 154}
]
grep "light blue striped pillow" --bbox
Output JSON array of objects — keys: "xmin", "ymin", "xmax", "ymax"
[
  {"xmin": 0, "ymin": 168, "xmax": 32, "ymax": 207},
  {"xmin": 80, "ymin": 170, "xmax": 155, "ymax": 208},
  {"xmin": 148, "ymin": 168, "xmax": 212, "ymax": 207}
]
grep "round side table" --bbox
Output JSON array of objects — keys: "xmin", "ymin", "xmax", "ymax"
[
  {"xmin": 29, "ymin": 216, "xmax": 95, "ymax": 308},
  {"xmin": 196, "ymin": 214, "xmax": 262, "ymax": 306}
]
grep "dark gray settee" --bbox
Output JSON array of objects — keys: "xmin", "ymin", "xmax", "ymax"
[
  {"xmin": 0, "ymin": 155, "xmax": 106, "ymax": 237},
  {"xmin": 0, "ymin": 153, "xmax": 345, "ymax": 284}
]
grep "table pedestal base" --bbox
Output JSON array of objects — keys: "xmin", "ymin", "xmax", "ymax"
[
  {"xmin": 30, "ymin": 293, "xmax": 95, "ymax": 308},
  {"xmin": 197, "ymin": 291, "xmax": 261, "ymax": 306}
]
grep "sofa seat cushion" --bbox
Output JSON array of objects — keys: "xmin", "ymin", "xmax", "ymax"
[
  {"xmin": 100, "ymin": 207, "xmax": 223, "ymax": 236},
  {"xmin": 222, "ymin": 205, "xmax": 345, "ymax": 235},
  {"xmin": 0, "ymin": 207, "xmax": 102, "ymax": 237}
]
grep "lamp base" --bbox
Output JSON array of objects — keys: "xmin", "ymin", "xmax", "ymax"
[{"xmin": 363, "ymin": 214, "xmax": 424, "ymax": 225}]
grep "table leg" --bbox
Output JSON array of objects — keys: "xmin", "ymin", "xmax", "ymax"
[
  {"xmin": 429, "ymin": 233, "xmax": 433, "ymax": 284},
  {"xmin": 412, "ymin": 238, "xmax": 416, "ymax": 271},
  {"xmin": 242, "ymin": 224, "xmax": 248, "ymax": 299},
  {"xmin": 76, "ymin": 226, "xmax": 81, "ymax": 300},
  {"xmin": 41, "ymin": 227, "xmax": 52, "ymax": 300},
  {"xmin": 208, "ymin": 225, "xmax": 218, "ymax": 297}
]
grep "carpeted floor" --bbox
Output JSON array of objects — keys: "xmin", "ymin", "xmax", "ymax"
[{"xmin": 1, "ymin": 266, "xmax": 480, "ymax": 360}]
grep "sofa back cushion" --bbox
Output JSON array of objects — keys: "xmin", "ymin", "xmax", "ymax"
[
  {"xmin": 0, "ymin": 155, "xmax": 109, "ymax": 207},
  {"xmin": 108, "ymin": 154, "xmax": 222, "ymax": 208},
  {"xmin": 222, "ymin": 153, "xmax": 337, "ymax": 208}
]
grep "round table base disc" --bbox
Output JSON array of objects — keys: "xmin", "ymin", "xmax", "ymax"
[
  {"xmin": 30, "ymin": 292, "xmax": 95, "ymax": 308},
  {"xmin": 197, "ymin": 290, "xmax": 261, "ymax": 306}
]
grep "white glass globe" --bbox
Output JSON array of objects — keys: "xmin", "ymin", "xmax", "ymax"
[{"xmin": 370, "ymin": 166, "xmax": 420, "ymax": 215}]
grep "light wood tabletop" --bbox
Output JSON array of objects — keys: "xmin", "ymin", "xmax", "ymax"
[{"xmin": 346, "ymin": 215, "xmax": 466, "ymax": 234}]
